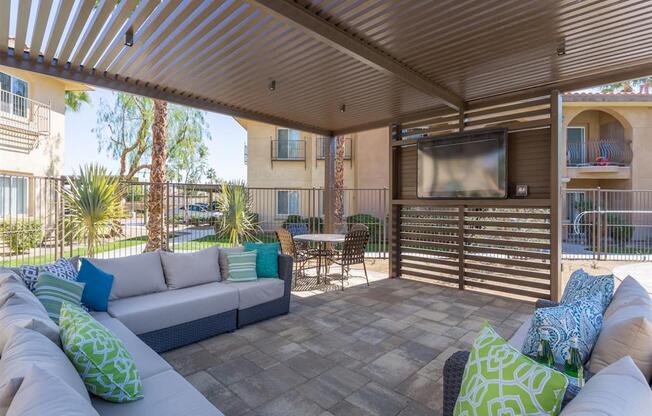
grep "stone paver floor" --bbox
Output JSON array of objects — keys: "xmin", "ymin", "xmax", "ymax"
[{"xmin": 161, "ymin": 276, "xmax": 533, "ymax": 416}]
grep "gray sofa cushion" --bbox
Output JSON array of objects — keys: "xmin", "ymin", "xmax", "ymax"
[
  {"xmin": 0, "ymin": 273, "xmax": 60, "ymax": 349},
  {"xmin": 92, "ymin": 370, "xmax": 223, "ymax": 416},
  {"xmin": 508, "ymin": 318, "xmax": 532, "ymax": 351},
  {"xmin": 230, "ymin": 279, "xmax": 285, "ymax": 310},
  {"xmin": 88, "ymin": 252, "xmax": 167, "ymax": 300},
  {"xmin": 99, "ymin": 318, "xmax": 172, "ymax": 379},
  {"xmin": 218, "ymin": 247, "xmax": 243, "ymax": 280},
  {"xmin": 107, "ymin": 282, "xmax": 238, "ymax": 335},
  {"xmin": 0, "ymin": 326, "xmax": 90, "ymax": 411},
  {"xmin": 6, "ymin": 366, "xmax": 100, "ymax": 416},
  {"xmin": 160, "ymin": 247, "xmax": 221, "ymax": 289}
]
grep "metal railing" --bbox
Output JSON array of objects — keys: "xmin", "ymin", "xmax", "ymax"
[
  {"xmin": 563, "ymin": 188, "xmax": 652, "ymax": 260},
  {"xmin": 0, "ymin": 90, "xmax": 50, "ymax": 152},
  {"xmin": 0, "ymin": 176, "xmax": 388, "ymax": 267},
  {"xmin": 567, "ymin": 138, "xmax": 632, "ymax": 167},
  {"xmin": 271, "ymin": 140, "xmax": 306, "ymax": 161},
  {"xmin": 316, "ymin": 137, "xmax": 353, "ymax": 160}
]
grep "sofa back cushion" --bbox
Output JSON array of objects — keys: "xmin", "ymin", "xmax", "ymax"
[
  {"xmin": 160, "ymin": 247, "xmax": 221, "ymax": 289},
  {"xmin": 589, "ymin": 276, "xmax": 652, "ymax": 381},
  {"xmin": 0, "ymin": 273, "xmax": 60, "ymax": 349},
  {"xmin": 88, "ymin": 252, "xmax": 167, "ymax": 300},
  {"xmin": 0, "ymin": 326, "xmax": 90, "ymax": 411},
  {"xmin": 560, "ymin": 356, "xmax": 652, "ymax": 416},
  {"xmin": 6, "ymin": 366, "xmax": 100, "ymax": 416}
]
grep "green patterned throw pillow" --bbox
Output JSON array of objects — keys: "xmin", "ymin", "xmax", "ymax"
[
  {"xmin": 226, "ymin": 250, "xmax": 258, "ymax": 282},
  {"xmin": 33, "ymin": 271, "xmax": 85, "ymax": 324},
  {"xmin": 59, "ymin": 303, "xmax": 143, "ymax": 403},
  {"xmin": 454, "ymin": 322, "xmax": 568, "ymax": 416}
]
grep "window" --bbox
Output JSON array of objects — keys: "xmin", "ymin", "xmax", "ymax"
[
  {"xmin": 277, "ymin": 190, "xmax": 300, "ymax": 216},
  {"xmin": 0, "ymin": 72, "xmax": 28, "ymax": 118},
  {"xmin": 0, "ymin": 175, "xmax": 28, "ymax": 217},
  {"xmin": 567, "ymin": 126, "xmax": 586, "ymax": 165},
  {"xmin": 276, "ymin": 128, "xmax": 301, "ymax": 159}
]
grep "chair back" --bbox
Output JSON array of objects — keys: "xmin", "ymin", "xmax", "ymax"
[
  {"xmin": 340, "ymin": 229, "xmax": 369, "ymax": 266},
  {"xmin": 350, "ymin": 223, "xmax": 369, "ymax": 233},
  {"xmin": 286, "ymin": 222, "xmax": 308, "ymax": 236},
  {"xmin": 275, "ymin": 228, "xmax": 295, "ymax": 256}
]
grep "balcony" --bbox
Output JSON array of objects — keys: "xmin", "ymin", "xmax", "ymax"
[
  {"xmin": 0, "ymin": 90, "xmax": 50, "ymax": 153},
  {"xmin": 271, "ymin": 139, "xmax": 306, "ymax": 168},
  {"xmin": 316, "ymin": 137, "xmax": 353, "ymax": 160},
  {"xmin": 566, "ymin": 138, "xmax": 632, "ymax": 179}
]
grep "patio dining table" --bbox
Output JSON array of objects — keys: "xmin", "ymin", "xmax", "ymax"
[{"xmin": 294, "ymin": 233, "xmax": 345, "ymax": 283}]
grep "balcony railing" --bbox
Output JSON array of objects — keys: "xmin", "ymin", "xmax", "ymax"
[
  {"xmin": 271, "ymin": 139, "xmax": 306, "ymax": 168},
  {"xmin": 567, "ymin": 138, "xmax": 632, "ymax": 167},
  {"xmin": 316, "ymin": 137, "xmax": 353, "ymax": 160},
  {"xmin": 0, "ymin": 90, "xmax": 50, "ymax": 153}
]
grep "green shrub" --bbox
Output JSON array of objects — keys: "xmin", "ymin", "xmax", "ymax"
[
  {"xmin": 282, "ymin": 215, "xmax": 304, "ymax": 229},
  {"xmin": 346, "ymin": 213, "xmax": 382, "ymax": 242},
  {"xmin": 0, "ymin": 220, "xmax": 43, "ymax": 253},
  {"xmin": 304, "ymin": 217, "xmax": 323, "ymax": 233}
]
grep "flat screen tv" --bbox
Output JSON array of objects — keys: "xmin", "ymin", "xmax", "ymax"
[{"xmin": 417, "ymin": 128, "xmax": 507, "ymax": 199}]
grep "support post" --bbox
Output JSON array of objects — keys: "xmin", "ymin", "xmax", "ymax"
[
  {"xmin": 389, "ymin": 124, "xmax": 401, "ymax": 278},
  {"xmin": 323, "ymin": 135, "xmax": 336, "ymax": 233},
  {"xmin": 550, "ymin": 90, "xmax": 563, "ymax": 301}
]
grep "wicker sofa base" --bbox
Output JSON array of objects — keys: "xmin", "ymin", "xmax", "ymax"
[
  {"xmin": 138, "ymin": 309, "xmax": 237, "ymax": 353},
  {"xmin": 237, "ymin": 294, "xmax": 290, "ymax": 328}
]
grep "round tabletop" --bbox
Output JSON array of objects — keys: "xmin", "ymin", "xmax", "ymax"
[
  {"xmin": 293, "ymin": 233, "xmax": 345, "ymax": 243},
  {"xmin": 613, "ymin": 263, "xmax": 652, "ymax": 294}
]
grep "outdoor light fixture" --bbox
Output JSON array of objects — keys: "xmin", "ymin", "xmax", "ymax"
[
  {"xmin": 125, "ymin": 29, "xmax": 134, "ymax": 47},
  {"xmin": 268, "ymin": 80, "xmax": 276, "ymax": 91},
  {"xmin": 556, "ymin": 39, "xmax": 566, "ymax": 56},
  {"xmin": 340, "ymin": 104, "xmax": 346, "ymax": 113}
]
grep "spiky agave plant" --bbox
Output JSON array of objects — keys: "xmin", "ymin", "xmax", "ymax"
[
  {"xmin": 63, "ymin": 164, "xmax": 125, "ymax": 257},
  {"xmin": 215, "ymin": 181, "xmax": 259, "ymax": 246}
]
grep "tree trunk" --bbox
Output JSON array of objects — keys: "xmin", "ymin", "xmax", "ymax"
[
  {"xmin": 334, "ymin": 135, "xmax": 345, "ymax": 229},
  {"xmin": 145, "ymin": 100, "xmax": 168, "ymax": 252}
]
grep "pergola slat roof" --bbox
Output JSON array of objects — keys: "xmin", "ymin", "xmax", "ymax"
[{"xmin": 2, "ymin": 0, "xmax": 652, "ymax": 136}]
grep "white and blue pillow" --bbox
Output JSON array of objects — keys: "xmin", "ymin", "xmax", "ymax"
[
  {"xmin": 561, "ymin": 269, "xmax": 614, "ymax": 313},
  {"xmin": 522, "ymin": 298, "xmax": 603, "ymax": 365},
  {"xmin": 18, "ymin": 258, "xmax": 78, "ymax": 291}
]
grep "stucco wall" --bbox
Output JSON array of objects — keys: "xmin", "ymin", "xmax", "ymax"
[{"xmin": 0, "ymin": 65, "xmax": 67, "ymax": 178}]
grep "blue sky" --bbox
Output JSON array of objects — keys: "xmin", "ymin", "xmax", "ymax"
[{"xmin": 64, "ymin": 88, "xmax": 247, "ymax": 181}]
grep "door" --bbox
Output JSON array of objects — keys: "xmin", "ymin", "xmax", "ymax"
[{"xmin": 567, "ymin": 126, "xmax": 586, "ymax": 165}]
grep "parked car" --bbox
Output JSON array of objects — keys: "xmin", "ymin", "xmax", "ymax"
[{"xmin": 176, "ymin": 204, "xmax": 221, "ymax": 222}]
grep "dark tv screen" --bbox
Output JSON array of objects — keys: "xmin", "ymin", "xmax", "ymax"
[{"xmin": 417, "ymin": 129, "xmax": 507, "ymax": 199}]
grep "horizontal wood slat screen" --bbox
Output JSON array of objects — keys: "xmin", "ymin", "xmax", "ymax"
[
  {"xmin": 398, "ymin": 205, "xmax": 552, "ymax": 300},
  {"xmin": 390, "ymin": 96, "xmax": 555, "ymax": 300}
]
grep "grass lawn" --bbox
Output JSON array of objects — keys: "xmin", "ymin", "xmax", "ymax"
[
  {"xmin": 172, "ymin": 234, "xmax": 234, "ymax": 251},
  {"xmin": 1, "ymin": 235, "xmax": 148, "ymax": 267}
]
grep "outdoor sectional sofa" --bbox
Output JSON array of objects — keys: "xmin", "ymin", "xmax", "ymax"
[{"xmin": 0, "ymin": 246, "xmax": 293, "ymax": 416}]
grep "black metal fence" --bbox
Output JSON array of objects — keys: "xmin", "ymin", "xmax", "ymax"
[
  {"xmin": 563, "ymin": 188, "xmax": 652, "ymax": 260},
  {"xmin": 0, "ymin": 175, "xmax": 388, "ymax": 267}
]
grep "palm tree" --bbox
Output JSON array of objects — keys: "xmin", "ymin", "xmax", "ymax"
[
  {"xmin": 65, "ymin": 91, "xmax": 91, "ymax": 112},
  {"xmin": 215, "ymin": 181, "xmax": 259, "ymax": 245},
  {"xmin": 333, "ymin": 135, "xmax": 345, "ymax": 229},
  {"xmin": 63, "ymin": 164, "xmax": 125, "ymax": 257},
  {"xmin": 145, "ymin": 99, "xmax": 168, "ymax": 252}
]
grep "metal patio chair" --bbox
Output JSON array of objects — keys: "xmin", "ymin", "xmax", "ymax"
[
  {"xmin": 275, "ymin": 228, "xmax": 311, "ymax": 287},
  {"xmin": 331, "ymin": 228, "xmax": 370, "ymax": 290}
]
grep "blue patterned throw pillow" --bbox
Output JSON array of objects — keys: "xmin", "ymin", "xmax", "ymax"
[
  {"xmin": 18, "ymin": 264, "xmax": 39, "ymax": 291},
  {"xmin": 522, "ymin": 298, "xmax": 603, "ymax": 365},
  {"xmin": 561, "ymin": 269, "xmax": 614, "ymax": 313},
  {"xmin": 40, "ymin": 258, "xmax": 79, "ymax": 281}
]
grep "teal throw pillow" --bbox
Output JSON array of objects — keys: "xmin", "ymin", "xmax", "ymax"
[
  {"xmin": 59, "ymin": 303, "xmax": 143, "ymax": 402},
  {"xmin": 244, "ymin": 242, "xmax": 279, "ymax": 278},
  {"xmin": 77, "ymin": 259, "xmax": 114, "ymax": 312},
  {"xmin": 454, "ymin": 322, "xmax": 568, "ymax": 416},
  {"xmin": 226, "ymin": 251, "xmax": 258, "ymax": 282},
  {"xmin": 33, "ymin": 271, "xmax": 85, "ymax": 324}
]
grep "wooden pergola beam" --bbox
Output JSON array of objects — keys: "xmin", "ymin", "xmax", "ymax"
[
  {"xmin": 0, "ymin": 51, "xmax": 333, "ymax": 137},
  {"xmin": 251, "ymin": 0, "xmax": 465, "ymax": 111}
]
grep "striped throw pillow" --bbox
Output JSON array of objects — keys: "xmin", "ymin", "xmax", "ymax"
[
  {"xmin": 34, "ymin": 272, "xmax": 85, "ymax": 324},
  {"xmin": 226, "ymin": 251, "xmax": 258, "ymax": 282}
]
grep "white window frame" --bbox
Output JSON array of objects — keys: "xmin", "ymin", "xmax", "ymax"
[
  {"xmin": 0, "ymin": 72, "xmax": 29, "ymax": 119},
  {"xmin": 0, "ymin": 175, "xmax": 29, "ymax": 217},
  {"xmin": 276, "ymin": 190, "xmax": 300, "ymax": 216}
]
